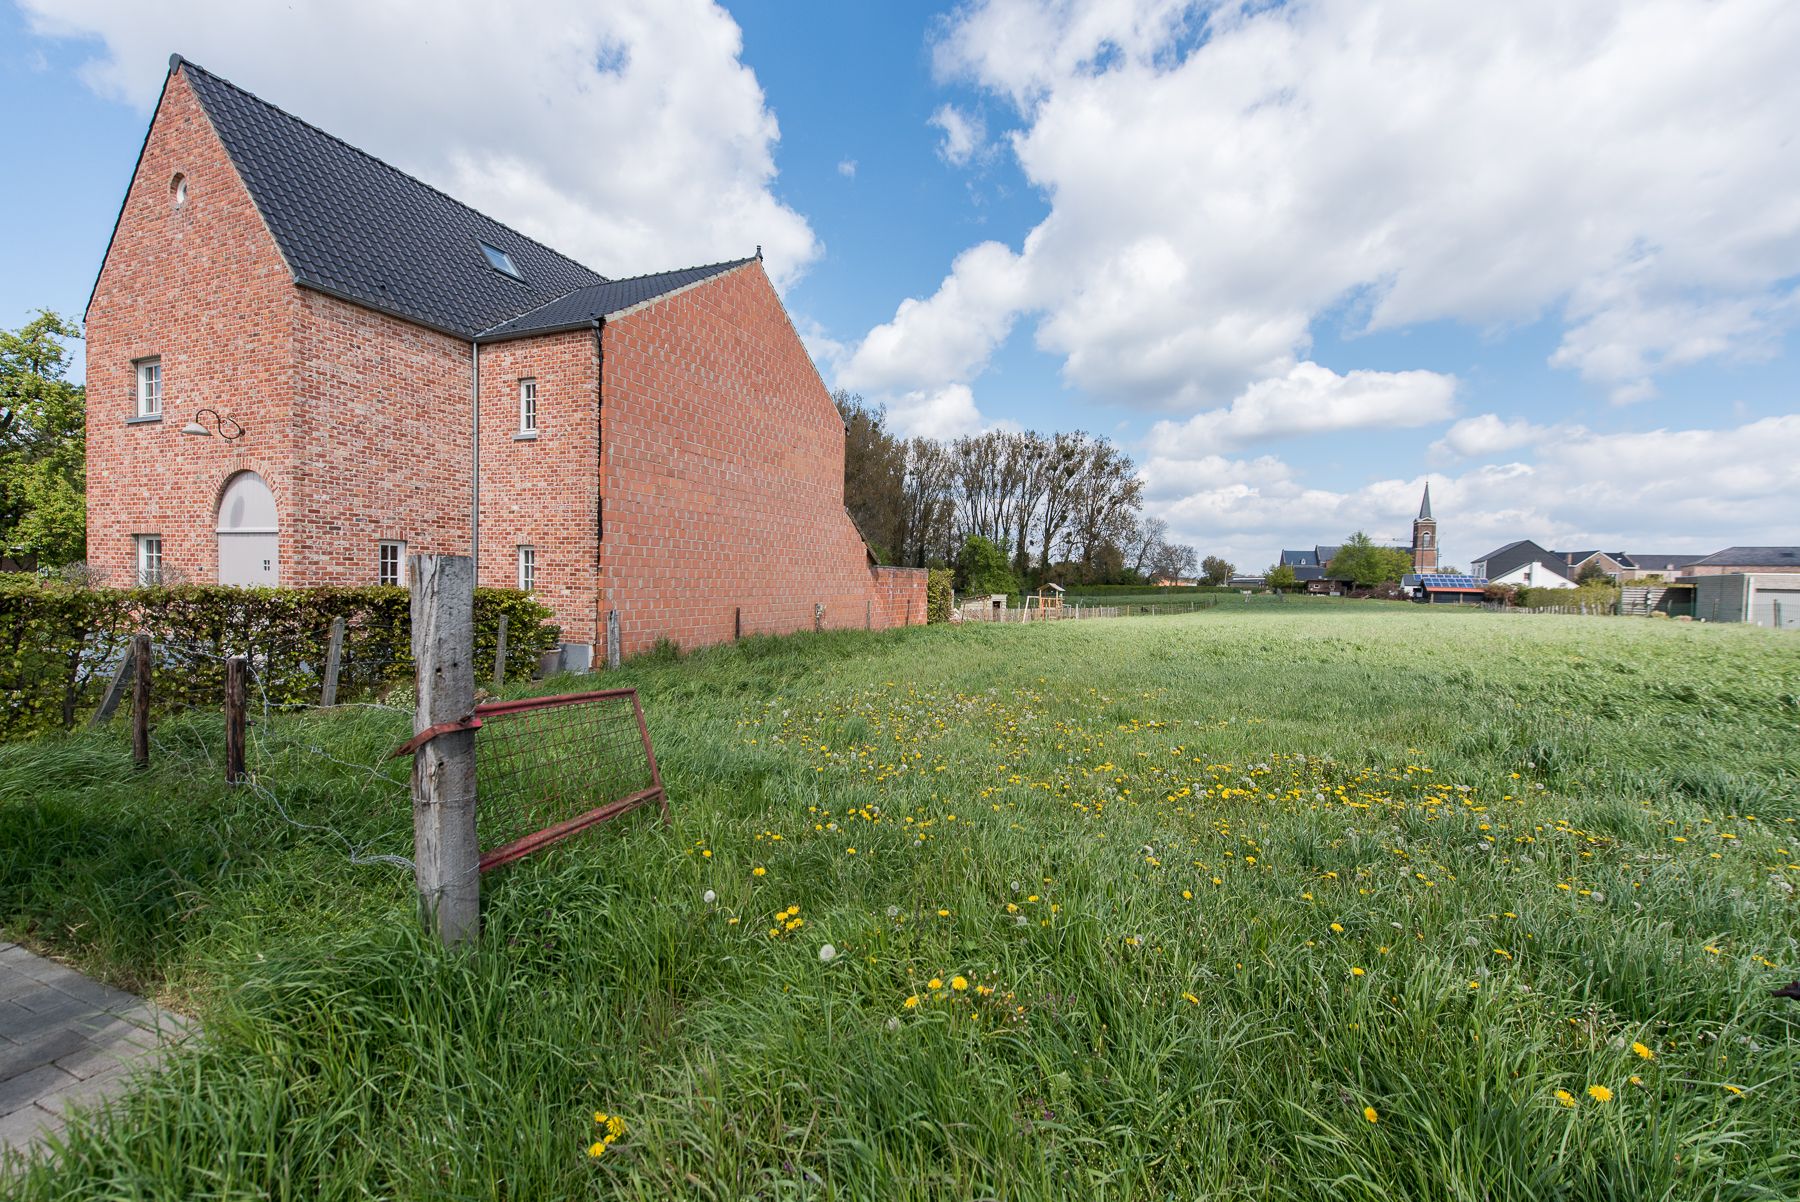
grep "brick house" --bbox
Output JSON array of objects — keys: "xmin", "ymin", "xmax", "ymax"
[{"xmin": 85, "ymin": 55, "xmax": 925, "ymax": 663}]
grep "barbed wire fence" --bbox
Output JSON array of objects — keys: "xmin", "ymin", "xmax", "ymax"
[{"xmin": 142, "ymin": 634, "xmax": 421, "ymax": 875}]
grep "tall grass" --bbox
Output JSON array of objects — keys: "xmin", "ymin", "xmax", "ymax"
[{"xmin": 2, "ymin": 608, "xmax": 1797, "ymax": 1199}]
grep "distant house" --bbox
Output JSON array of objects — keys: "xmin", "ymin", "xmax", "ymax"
[
  {"xmin": 1679, "ymin": 547, "xmax": 1800, "ymax": 577},
  {"xmin": 1400, "ymin": 572, "xmax": 1486, "ymax": 605},
  {"xmin": 1613, "ymin": 553, "xmax": 1706, "ymax": 580},
  {"xmin": 1689, "ymin": 573, "xmax": 1800, "ymax": 628},
  {"xmin": 1469, "ymin": 541, "xmax": 1577, "ymax": 590}
]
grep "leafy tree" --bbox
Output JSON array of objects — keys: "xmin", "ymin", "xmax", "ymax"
[
  {"xmin": 1266, "ymin": 564, "xmax": 1298, "ymax": 592},
  {"xmin": 955, "ymin": 534, "xmax": 1018, "ymax": 597},
  {"xmin": 1200, "ymin": 555, "xmax": 1234, "ymax": 586},
  {"xmin": 1149, "ymin": 539, "xmax": 1198, "ymax": 583},
  {"xmin": 0, "ymin": 312, "xmax": 86, "ymax": 566},
  {"xmin": 835, "ymin": 391, "xmax": 907, "ymax": 564},
  {"xmin": 1326, "ymin": 532, "xmax": 1412, "ymax": 587},
  {"xmin": 1576, "ymin": 559, "xmax": 1615, "ymax": 586}
]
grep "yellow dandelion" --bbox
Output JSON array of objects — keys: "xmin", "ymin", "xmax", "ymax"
[
  {"xmin": 1330, "ymin": 922, "xmax": 1344, "ymax": 933},
  {"xmin": 1586, "ymin": 1085, "xmax": 1612, "ymax": 1103},
  {"xmin": 594, "ymin": 1111, "xmax": 606, "ymax": 1124},
  {"xmin": 1363, "ymin": 1106, "xmax": 1378, "ymax": 1124},
  {"xmin": 701, "ymin": 849, "xmax": 712, "ymax": 858},
  {"xmin": 1631, "ymin": 1042, "xmax": 1654, "ymax": 1060},
  {"xmin": 951, "ymin": 975, "xmax": 969, "ymax": 991},
  {"xmin": 588, "ymin": 1141, "xmax": 607, "ymax": 1158},
  {"xmin": 1351, "ymin": 967, "xmax": 1366, "ymax": 976},
  {"xmin": 1467, "ymin": 980, "xmax": 1480, "ymax": 990},
  {"xmin": 1723, "ymin": 1084, "xmax": 1743, "ymax": 1095},
  {"xmin": 903, "ymin": 995, "xmax": 920, "ymax": 1009},
  {"xmin": 937, "ymin": 909, "xmax": 950, "ymax": 918},
  {"xmin": 753, "ymin": 867, "xmax": 767, "ymax": 877},
  {"xmin": 1629, "ymin": 1075, "xmax": 1644, "ymax": 1086},
  {"xmin": 1182, "ymin": 992, "xmax": 1199, "ymax": 1005},
  {"xmin": 1554, "ymin": 1089, "xmax": 1576, "ymax": 1108},
  {"xmin": 928, "ymin": 977, "xmax": 943, "ymax": 990}
]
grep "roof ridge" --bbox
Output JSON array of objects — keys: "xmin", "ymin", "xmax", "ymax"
[
  {"xmin": 594, "ymin": 256, "xmax": 757, "ymax": 287},
  {"xmin": 171, "ymin": 54, "xmax": 608, "ymax": 283}
]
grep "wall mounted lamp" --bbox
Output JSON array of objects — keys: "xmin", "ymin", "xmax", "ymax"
[{"xmin": 180, "ymin": 407, "xmax": 245, "ymax": 442}]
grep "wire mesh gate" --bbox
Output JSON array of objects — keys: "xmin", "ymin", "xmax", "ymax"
[{"xmin": 468, "ymin": 689, "xmax": 666, "ymax": 872}]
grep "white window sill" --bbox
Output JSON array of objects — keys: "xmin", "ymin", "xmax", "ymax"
[
  {"xmin": 514, "ymin": 431, "xmax": 539, "ymax": 441},
  {"xmin": 126, "ymin": 414, "xmax": 163, "ymax": 425}
]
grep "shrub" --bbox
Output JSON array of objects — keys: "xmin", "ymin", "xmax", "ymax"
[
  {"xmin": 925, "ymin": 568, "xmax": 954, "ymax": 624},
  {"xmin": 0, "ymin": 577, "xmax": 558, "ymax": 739},
  {"xmin": 955, "ymin": 535, "xmax": 1018, "ymax": 598}
]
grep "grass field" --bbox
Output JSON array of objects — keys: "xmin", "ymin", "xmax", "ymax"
[{"xmin": 3, "ymin": 608, "xmax": 1798, "ymax": 1199}]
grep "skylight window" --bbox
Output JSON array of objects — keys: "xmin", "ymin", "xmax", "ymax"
[{"xmin": 479, "ymin": 241, "xmax": 522, "ymax": 280}]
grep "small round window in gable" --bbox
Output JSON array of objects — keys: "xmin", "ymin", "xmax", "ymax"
[{"xmin": 171, "ymin": 173, "xmax": 188, "ymax": 207}]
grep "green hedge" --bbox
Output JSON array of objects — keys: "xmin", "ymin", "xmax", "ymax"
[
  {"xmin": 926, "ymin": 569, "xmax": 955, "ymax": 624},
  {"xmin": 0, "ymin": 578, "xmax": 559, "ymax": 740}
]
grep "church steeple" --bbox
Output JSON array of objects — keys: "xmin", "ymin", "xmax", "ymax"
[{"xmin": 1411, "ymin": 483, "xmax": 1438, "ymax": 571}]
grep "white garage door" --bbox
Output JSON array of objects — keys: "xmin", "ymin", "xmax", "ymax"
[
  {"xmin": 217, "ymin": 471, "xmax": 280, "ymax": 586},
  {"xmin": 1751, "ymin": 586, "xmax": 1800, "ymax": 629}
]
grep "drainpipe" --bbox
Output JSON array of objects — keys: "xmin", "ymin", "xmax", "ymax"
[
  {"xmin": 470, "ymin": 340, "xmax": 480, "ymax": 572},
  {"xmin": 593, "ymin": 316, "xmax": 606, "ymax": 616}
]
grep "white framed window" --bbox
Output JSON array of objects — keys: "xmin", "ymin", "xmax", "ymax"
[
  {"xmin": 135, "ymin": 358, "xmax": 162, "ymax": 418},
  {"xmin": 519, "ymin": 378, "xmax": 537, "ymax": 435},
  {"xmin": 517, "ymin": 545, "xmax": 535, "ymax": 592},
  {"xmin": 135, "ymin": 534, "xmax": 164, "ymax": 585},
  {"xmin": 378, "ymin": 540, "xmax": 406, "ymax": 587}
]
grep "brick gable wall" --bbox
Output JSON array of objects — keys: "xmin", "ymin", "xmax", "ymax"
[
  {"xmin": 599, "ymin": 263, "xmax": 925, "ymax": 656},
  {"xmin": 85, "ymin": 69, "xmax": 301, "ymax": 586}
]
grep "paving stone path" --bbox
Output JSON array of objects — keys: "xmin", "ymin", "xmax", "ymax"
[{"xmin": 0, "ymin": 941, "xmax": 194, "ymax": 1162}]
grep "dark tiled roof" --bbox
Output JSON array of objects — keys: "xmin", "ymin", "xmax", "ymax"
[
  {"xmin": 178, "ymin": 57, "xmax": 606, "ymax": 338},
  {"xmin": 1690, "ymin": 546, "xmax": 1800, "ymax": 568},
  {"xmin": 1280, "ymin": 548, "xmax": 1319, "ymax": 567},
  {"xmin": 478, "ymin": 259, "xmax": 756, "ymax": 341}
]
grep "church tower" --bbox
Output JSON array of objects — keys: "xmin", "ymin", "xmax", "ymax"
[{"xmin": 1411, "ymin": 483, "xmax": 1438, "ymax": 572}]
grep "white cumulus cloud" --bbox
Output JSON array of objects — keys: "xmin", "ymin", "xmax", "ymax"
[
  {"xmin": 1430, "ymin": 414, "xmax": 1553, "ymax": 461},
  {"xmin": 23, "ymin": 0, "xmax": 820, "ymax": 287},
  {"xmin": 928, "ymin": 104, "xmax": 988, "ymax": 167},
  {"xmin": 856, "ymin": 0, "xmax": 1800, "ymax": 412},
  {"xmin": 1150, "ymin": 363, "xmax": 1457, "ymax": 456}
]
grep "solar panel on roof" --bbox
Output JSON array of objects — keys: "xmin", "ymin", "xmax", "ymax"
[{"xmin": 1419, "ymin": 574, "xmax": 1483, "ymax": 589}]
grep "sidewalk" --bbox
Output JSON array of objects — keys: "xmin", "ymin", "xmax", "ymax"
[{"xmin": 0, "ymin": 942, "xmax": 195, "ymax": 1161}]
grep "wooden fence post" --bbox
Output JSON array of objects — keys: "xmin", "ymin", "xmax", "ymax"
[
  {"xmin": 320, "ymin": 616, "xmax": 346, "ymax": 707},
  {"xmin": 492, "ymin": 613, "xmax": 509, "ymax": 691},
  {"xmin": 409, "ymin": 554, "xmax": 480, "ymax": 947},
  {"xmin": 734, "ymin": 606, "xmax": 741, "ymax": 641},
  {"xmin": 606, "ymin": 609, "xmax": 621, "ymax": 670},
  {"xmin": 131, "ymin": 633, "xmax": 151, "ymax": 769},
  {"xmin": 814, "ymin": 602, "xmax": 824, "ymax": 632},
  {"xmin": 224, "ymin": 655, "xmax": 247, "ymax": 785},
  {"xmin": 89, "ymin": 648, "xmax": 135, "ymax": 728}
]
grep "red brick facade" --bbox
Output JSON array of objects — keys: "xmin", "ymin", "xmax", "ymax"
[
  {"xmin": 598, "ymin": 265, "xmax": 923, "ymax": 657},
  {"xmin": 86, "ymin": 66, "xmax": 925, "ymax": 656}
]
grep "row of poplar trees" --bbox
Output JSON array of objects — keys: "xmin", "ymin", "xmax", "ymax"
[{"xmin": 836, "ymin": 392, "xmax": 1198, "ymax": 586}]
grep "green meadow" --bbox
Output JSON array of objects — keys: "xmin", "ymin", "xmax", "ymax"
[{"xmin": 3, "ymin": 607, "xmax": 1797, "ymax": 1199}]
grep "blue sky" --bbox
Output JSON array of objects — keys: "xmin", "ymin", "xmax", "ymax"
[{"xmin": 5, "ymin": 0, "xmax": 1797, "ymax": 570}]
